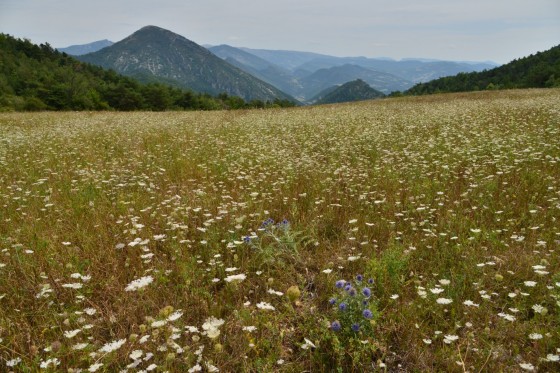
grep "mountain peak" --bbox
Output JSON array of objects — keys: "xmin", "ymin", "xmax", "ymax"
[
  {"xmin": 78, "ymin": 26, "xmax": 296, "ymax": 102},
  {"xmin": 315, "ymin": 79, "xmax": 385, "ymax": 104}
]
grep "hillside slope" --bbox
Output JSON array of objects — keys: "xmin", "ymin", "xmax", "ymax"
[
  {"xmin": 0, "ymin": 33, "xmax": 294, "ymax": 111},
  {"xmin": 209, "ymin": 45, "xmax": 302, "ymax": 97},
  {"xmin": 300, "ymin": 64, "xmax": 412, "ymax": 97},
  {"xmin": 406, "ymin": 45, "xmax": 560, "ymax": 94},
  {"xmin": 79, "ymin": 26, "xmax": 296, "ymax": 102},
  {"xmin": 315, "ymin": 79, "xmax": 385, "ymax": 104}
]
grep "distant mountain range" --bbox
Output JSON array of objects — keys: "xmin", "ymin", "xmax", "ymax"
[
  {"xmin": 314, "ymin": 79, "xmax": 385, "ymax": 105},
  {"xmin": 208, "ymin": 45, "xmax": 497, "ymax": 101},
  {"xmin": 60, "ymin": 26, "xmax": 498, "ymax": 105},
  {"xmin": 78, "ymin": 26, "xmax": 295, "ymax": 103},
  {"xmin": 58, "ymin": 39, "xmax": 113, "ymax": 55}
]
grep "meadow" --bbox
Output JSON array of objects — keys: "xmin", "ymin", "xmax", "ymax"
[{"xmin": 0, "ymin": 89, "xmax": 559, "ymax": 372}]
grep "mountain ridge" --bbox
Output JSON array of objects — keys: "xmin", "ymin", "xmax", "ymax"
[
  {"xmin": 209, "ymin": 44, "xmax": 496, "ymax": 100},
  {"xmin": 58, "ymin": 39, "xmax": 113, "ymax": 55},
  {"xmin": 78, "ymin": 26, "xmax": 296, "ymax": 103},
  {"xmin": 315, "ymin": 79, "xmax": 385, "ymax": 104}
]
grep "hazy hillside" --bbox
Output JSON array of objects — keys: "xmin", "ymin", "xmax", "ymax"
[
  {"xmin": 57, "ymin": 39, "xmax": 113, "ymax": 55},
  {"xmin": 295, "ymin": 56, "xmax": 496, "ymax": 83},
  {"xmin": 209, "ymin": 45, "xmax": 302, "ymax": 97},
  {"xmin": 299, "ymin": 64, "xmax": 412, "ymax": 97},
  {"xmin": 406, "ymin": 45, "xmax": 560, "ymax": 94},
  {"xmin": 78, "ymin": 26, "xmax": 297, "ymax": 103},
  {"xmin": 213, "ymin": 45, "xmax": 495, "ymax": 100},
  {"xmin": 315, "ymin": 79, "xmax": 385, "ymax": 104},
  {"xmin": 239, "ymin": 47, "xmax": 330, "ymax": 70}
]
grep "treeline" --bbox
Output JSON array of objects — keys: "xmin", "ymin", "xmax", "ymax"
[
  {"xmin": 404, "ymin": 45, "xmax": 560, "ymax": 95},
  {"xmin": 0, "ymin": 34, "xmax": 296, "ymax": 111}
]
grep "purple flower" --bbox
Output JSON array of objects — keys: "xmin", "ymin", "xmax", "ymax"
[
  {"xmin": 335, "ymin": 280, "xmax": 345, "ymax": 289},
  {"xmin": 348, "ymin": 287, "xmax": 357, "ymax": 296},
  {"xmin": 329, "ymin": 298, "xmax": 337, "ymax": 305},
  {"xmin": 362, "ymin": 287, "xmax": 371, "ymax": 297},
  {"xmin": 356, "ymin": 274, "xmax": 363, "ymax": 282},
  {"xmin": 351, "ymin": 323, "xmax": 360, "ymax": 332},
  {"xmin": 363, "ymin": 309, "xmax": 373, "ymax": 319},
  {"xmin": 368, "ymin": 278, "xmax": 374, "ymax": 285},
  {"xmin": 339, "ymin": 302, "xmax": 348, "ymax": 311},
  {"xmin": 331, "ymin": 320, "xmax": 341, "ymax": 332}
]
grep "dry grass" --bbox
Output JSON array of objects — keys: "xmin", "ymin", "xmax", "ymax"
[{"xmin": 0, "ymin": 89, "xmax": 559, "ymax": 372}]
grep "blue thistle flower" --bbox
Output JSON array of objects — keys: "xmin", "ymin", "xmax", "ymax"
[
  {"xmin": 329, "ymin": 298, "xmax": 337, "ymax": 305},
  {"xmin": 331, "ymin": 320, "xmax": 341, "ymax": 332},
  {"xmin": 335, "ymin": 280, "xmax": 345, "ymax": 289},
  {"xmin": 363, "ymin": 309, "xmax": 373, "ymax": 319},
  {"xmin": 339, "ymin": 302, "xmax": 348, "ymax": 311},
  {"xmin": 356, "ymin": 274, "xmax": 363, "ymax": 282},
  {"xmin": 351, "ymin": 323, "xmax": 360, "ymax": 332},
  {"xmin": 362, "ymin": 287, "xmax": 371, "ymax": 297}
]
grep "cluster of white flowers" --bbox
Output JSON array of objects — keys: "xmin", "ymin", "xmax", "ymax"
[
  {"xmin": 202, "ymin": 317, "xmax": 225, "ymax": 339},
  {"xmin": 125, "ymin": 275, "xmax": 154, "ymax": 291}
]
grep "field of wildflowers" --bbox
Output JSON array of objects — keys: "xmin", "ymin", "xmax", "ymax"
[{"xmin": 0, "ymin": 89, "xmax": 559, "ymax": 371}]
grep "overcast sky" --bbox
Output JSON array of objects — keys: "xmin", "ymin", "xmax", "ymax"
[{"xmin": 1, "ymin": 0, "xmax": 558, "ymax": 64}]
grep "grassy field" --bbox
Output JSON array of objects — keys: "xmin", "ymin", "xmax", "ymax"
[{"xmin": 0, "ymin": 89, "xmax": 559, "ymax": 372}]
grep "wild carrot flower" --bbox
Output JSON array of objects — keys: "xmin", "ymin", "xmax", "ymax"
[{"xmin": 125, "ymin": 275, "xmax": 153, "ymax": 291}]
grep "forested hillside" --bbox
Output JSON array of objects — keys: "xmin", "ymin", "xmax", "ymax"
[
  {"xmin": 406, "ymin": 45, "xmax": 560, "ymax": 95},
  {"xmin": 0, "ymin": 34, "xmax": 295, "ymax": 111},
  {"xmin": 315, "ymin": 79, "xmax": 384, "ymax": 104}
]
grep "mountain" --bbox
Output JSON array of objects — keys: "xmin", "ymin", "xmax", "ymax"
[
  {"xmin": 299, "ymin": 64, "xmax": 412, "ymax": 97},
  {"xmin": 0, "ymin": 33, "xmax": 295, "ymax": 112},
  {"xmin": 294, "ymin": 57, "xmax": 496, "ymax": 84},
  {"xmin": 210, "ymin": 45, "xmax": 413, "ymax": 100},
  {"xmin": 57, "ymin": 39, "xmax": 113, "ymax": 55},
  {"xmin": 225, "ymin": 47, "xmax": 496, "ymax": 97},
  {"xmin": 78, "ymin": 26, "xmax": 296, "ymax": 102},
  {"xmin": 315, "ymin": 79, "xmax": 385, "ymax": 104},
  {"xmin": 238, "ymin": 48, "xmax": 497, "ymax": 83},
  {"xmin": 239, "ymin": 47, "xmax": 331, "ymax": 71},
  {"xmin": 406, "ymin": 45, "xmax": 560, "ymax": 95},
  {"xmin": 208, "ymin": 45, "xmax": 302, "ymax": 97}
]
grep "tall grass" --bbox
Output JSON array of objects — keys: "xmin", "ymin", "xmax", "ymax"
[{"xmin": 0, "ymin": 89, "xmax": 559, "ymax": 371}]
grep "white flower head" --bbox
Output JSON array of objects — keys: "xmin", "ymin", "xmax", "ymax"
[
  {"xmin": 99, "ymin": 338, "xmax": 126, "ymax": 353},
  {"xmin": 225, "ymin": 273, "xmax": 246, "ymax": 283},
  {"xmin": 168, "ymin": 310, "xmax": 184, "ymax": 322},
  {"xmin": 202, "ymin": 317, "xmax": 225, "ymax": 339},
  {"xmin": 125, "ymin": 275, "xmax": 154, "ymax": 291},
  {"xmin": 256, "ymin": 302, "xmax": 275, "ymax": 311},
  {"xmin": 519, "ymin": 362, "xmax": 535, "ymax": 371},
  {"xmin": 64, "ymin": 329, "xmax": 82, "ymax": 339},
  {"xmin": 443, "ymin": 335, "xmax": 459, "ymax": 344},
  {"xmin": 6, "ymin": 357, "xmax": 22, "ymax": 367},
  {"xmin": 88, "ymin": 363, "xmax": 103, "ymax": 372}
]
